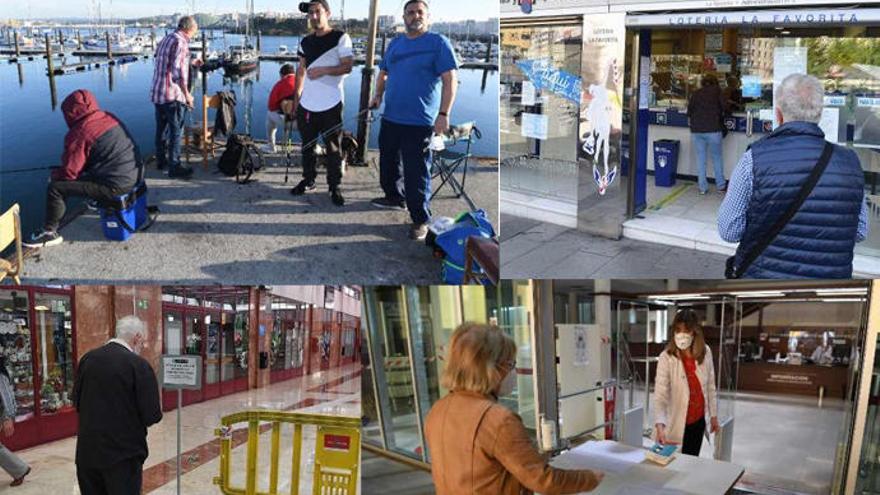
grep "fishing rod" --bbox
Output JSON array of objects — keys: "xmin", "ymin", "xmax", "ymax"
[
  {"xmin": 1, "ymin": 166, "xmax": 60, "ymax": 174},
  {"xmin": 283, "ymin": 107, "xmax": 378, "ymax": 183}
]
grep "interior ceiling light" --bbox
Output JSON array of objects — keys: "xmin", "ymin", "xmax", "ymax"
[
  {"xmin": 646, "ymin": 294, "xmax": 710, "ymax": 301},
  {"xmin": 732, "ymin": 291, "xmax": 786, "ymax": 298},
  {"xmin": 815, "ymin": 288, "xmax": 868, "ymax": 296}
]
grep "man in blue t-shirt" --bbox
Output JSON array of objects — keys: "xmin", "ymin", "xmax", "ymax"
[{"xmin": 369, "ymin": 0, "xmax": 459, "ymax": 241}]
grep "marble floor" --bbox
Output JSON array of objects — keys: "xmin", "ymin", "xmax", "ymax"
[
  {"xmin": 1, "ymin": 363, "xmax": 361, "ymax": 494},
  {"xmin": 361, "ymin": 449, "xmax": 434, "ymax": 495}
]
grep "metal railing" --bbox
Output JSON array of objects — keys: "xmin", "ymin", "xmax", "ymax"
[{"xmin": 213, "ymin": 410, "xmax": 361, "ymax": 495}]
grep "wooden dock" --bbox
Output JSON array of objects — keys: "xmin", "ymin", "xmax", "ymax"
[{"xmin": 48, "ymin": 54, "xmax": 149, "ymax": 75}]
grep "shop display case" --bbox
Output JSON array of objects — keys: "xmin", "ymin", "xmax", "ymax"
[
  {"xmin": 0, "ymin": 301, "xmax": 35, "ymax": 421},
  {"xmin": 650, "ymin": 54, "xmax": 704, "ymax": 110}
]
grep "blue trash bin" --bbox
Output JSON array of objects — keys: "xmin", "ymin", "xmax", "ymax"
[{"xmin": 653, "ymin": 139, "xmax": 680, "ymax": 187}]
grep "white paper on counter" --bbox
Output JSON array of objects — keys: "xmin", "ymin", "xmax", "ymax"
[
  {"xmin": 552, "ymin": 440, "xmax": 646, "ymax": 474},
  {"xmin": 612, "ymin": 485, "xmax": 687, "ymax": 495}
]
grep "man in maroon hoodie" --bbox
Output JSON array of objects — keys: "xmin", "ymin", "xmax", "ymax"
[{"xmin": 24, "ymin": 89, "xmax": 141, "ymax": 248}]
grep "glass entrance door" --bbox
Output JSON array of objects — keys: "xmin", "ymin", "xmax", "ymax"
[
  {"xmin": 615, "ymin": 300, "xmax": 656, "ymax": 438},
  {"xmin": 616, "ymin": 297, "xmax": 738, "ymax": 456},
  {"xmin": 853, "ymin": 326, "xmax": 880, "ymax": 493},
  {"xmin": 500, "ymin": 22, "xmax": 583, "ymax": 221},
  {"xmin": 729, "ymin": 295, "xmax": 867, "ymax": 495},
  {"xmin": 203, "ymin": 312, "xmax": 223, "ymax": 400}
]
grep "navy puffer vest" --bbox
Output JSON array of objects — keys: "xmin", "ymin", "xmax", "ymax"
[{"xmin": 734, "ymin": 121, "xmax": 863, "ymax": 279}]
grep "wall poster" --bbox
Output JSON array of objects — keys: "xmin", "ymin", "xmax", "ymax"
[{"xmin": 578, "ymin": 13, "xmax": 626, "ymax": 197}]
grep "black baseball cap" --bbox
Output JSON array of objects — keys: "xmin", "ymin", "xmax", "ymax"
[{"xmin": 299, "ymin": 0, "xmax": 330, "ymax": 13}]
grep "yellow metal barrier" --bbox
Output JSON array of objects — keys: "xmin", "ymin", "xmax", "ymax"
[{"xmin": 213, "ymin": 410, "xmax": 361, "ymax": 495}]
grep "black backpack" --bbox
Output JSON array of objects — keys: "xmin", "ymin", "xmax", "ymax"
[{"xmin": 217, "ymin": 134, "xmax": 263, "ymax": 183}]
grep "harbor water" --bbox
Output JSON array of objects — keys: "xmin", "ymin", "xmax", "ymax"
[{"xmin": 0, "ymin": 33, "xmax": 499, "ymax": 234}]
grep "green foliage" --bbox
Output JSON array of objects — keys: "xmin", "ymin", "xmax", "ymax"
[{"xmin": 806, "ymin": 37, "xmax": 880, "ymax": 78}]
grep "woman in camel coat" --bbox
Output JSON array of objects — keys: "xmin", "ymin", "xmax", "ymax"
[{"xmin": 425, "ymin": 322, "xmax": 603, "ymax": 495}]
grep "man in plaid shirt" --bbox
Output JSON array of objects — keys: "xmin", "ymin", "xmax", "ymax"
[{"xmin": 150, "ymin": 16, "xmax": 201, "ymax": 179}]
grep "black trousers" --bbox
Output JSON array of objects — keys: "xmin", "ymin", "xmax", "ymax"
[
  {"xmin": 681, "ymin": 416, "xmax": 706, "ymax": 456},
  {"xmin": 296, "ymin": 102, "xmax": 343, "ymax": 189},
  {"xmin": 45, "ymin": 180, "xmax": 128, "ymax": 231},
  {"xmin": 76, "ymin": 458, "xmax": 143, "ymax": 495}
]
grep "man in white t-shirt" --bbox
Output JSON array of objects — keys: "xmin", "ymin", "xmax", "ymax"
[{"xmin": 291, "ymin": 0, "xmax": 354, "ymax": 207}]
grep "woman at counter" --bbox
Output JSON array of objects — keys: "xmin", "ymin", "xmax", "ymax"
[
  {"xmin": 0, "ymin": 357, "xmax": 31, "ymax": 487},
  {"xmin": 687, "ymin": 74, "xmax": 727, "ymax": 195},
  {"xmin": 425, "ymin": 323, "xmax": 603, "ymax": 495},
  {"xmin": 653, "ymin": 309, "xmax": 719, "ymax": 456}
]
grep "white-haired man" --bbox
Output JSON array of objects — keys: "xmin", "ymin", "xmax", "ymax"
[
  {"xmin": 73, "ymin": 315, "xmax": 162, "ymax": 495},
  {"xmin": 718, "ymin": 73, "xmax": 868, "ymax": 278},
  {"xmin": 150, "ymin": 15, "xmax": 201, "ymax": 179}
]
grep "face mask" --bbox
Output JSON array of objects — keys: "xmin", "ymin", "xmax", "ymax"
[
  {"xmin": 674, "ymin": 333, "xmax": 693, "ymax": 351},
  {"xmin": 498, "ymin": 368, "xmax": 516, "ymax": 396}
]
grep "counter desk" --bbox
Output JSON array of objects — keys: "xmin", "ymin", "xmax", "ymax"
[
  {"xmin": 738, "ymin": 361, "xmax": 850, "ymax": 400},
  {"xmin": 547, "ymin": 440, "xmax": 744, "ymax": 495}
]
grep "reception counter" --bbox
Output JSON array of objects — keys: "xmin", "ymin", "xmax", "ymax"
[
  {"xmin": 643, "ymin": 107, "xmax": 856, "ymax": 184},
  {"xmin": 738, "ymin": 361, "xmax": 850, "ymax": 399}
]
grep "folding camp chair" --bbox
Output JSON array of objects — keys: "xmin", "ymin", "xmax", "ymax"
[{"xmin": 430, "ymin": 121, "xmax": 482, "ymax": 211}]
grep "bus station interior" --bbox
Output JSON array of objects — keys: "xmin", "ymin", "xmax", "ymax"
[
  {"xmin": 361, "ymin": 281, "xmax": 880, "ymax": 495},
  {"xmin": 500, "ymin": 9, "xmax": 880, "ymax": 275}
]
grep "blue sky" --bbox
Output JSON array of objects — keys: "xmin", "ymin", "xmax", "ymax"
[{"xmin": 5, "ymin": 0, "xmax": 498, "ymax": 22}]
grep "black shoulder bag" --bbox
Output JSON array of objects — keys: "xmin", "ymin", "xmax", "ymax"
[{"xmin": 725, "ymin": 142, "xmax": 834, "ymax": 279}]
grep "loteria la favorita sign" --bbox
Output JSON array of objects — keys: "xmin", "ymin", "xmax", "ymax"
[
  {"xmin": 626, "ymin": 8, "xmax": 880, "ymax": 26},
  {"xmin": 502, "ymin": 0, "xmax": 880, "ymax": 16}
]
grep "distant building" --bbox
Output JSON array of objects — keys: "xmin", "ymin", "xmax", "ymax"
[{"xmin": 378, "ymin": 15, "xmax": 396, "ymax": 30}]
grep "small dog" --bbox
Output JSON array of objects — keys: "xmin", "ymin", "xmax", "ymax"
[{"xmin": 313, "ymin": 131, "xmax": 359, "ymax": 175}]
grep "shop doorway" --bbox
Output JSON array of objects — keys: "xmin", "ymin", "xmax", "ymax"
[
  {"xmin": 269, "ymin": 300, "xmax": 308, "ymax": 383},
  {"xmin": 622, "ymin": 23, "xmax": 880, "ymax": 274},
  {"xmin": 161, "ymin": 287, "xmax": 250, "ymax": 411},
  {"xmin": 0, "ymin": 287, "xmax": 77, "ymax": 451},
  {"xmin": 500, "ymin": 21, "xmax": 584, "ymax": 227},
  {"xmin": 615, "ymin": 286, "xmax": 870, "ymax": 495}
]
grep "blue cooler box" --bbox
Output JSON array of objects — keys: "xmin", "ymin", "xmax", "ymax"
[
  {"xmin": 653, "ymin": 139, "xmax": 680, "ymax": 187},
  {"xmin": 99, "ymin": 182, "xmax": 147, "ymax": 241}
]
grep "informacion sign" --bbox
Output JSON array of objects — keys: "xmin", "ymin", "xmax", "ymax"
[
  {"xmin": 767, "ymin": 373, "xmax": 813, "ymax": 386},
  {"xmin": 521, "ymin": 112, "xmax": 549, "ymax": 140},
  {"xmin": 162, "ymin": 355, "xmax": 202, "ymax": 390}
]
